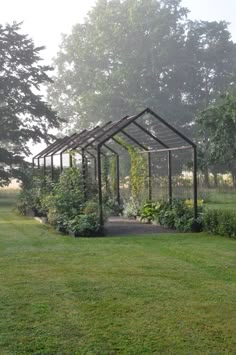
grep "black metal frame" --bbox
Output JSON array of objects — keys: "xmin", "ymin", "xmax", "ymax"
[{"xmin": 33, "ymin": 108, "xmax": 198, "ymax": 225}]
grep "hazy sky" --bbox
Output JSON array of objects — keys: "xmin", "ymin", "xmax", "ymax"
[{"xmin": 0, "ymin": 0, "xmax": 236, "ymax": 64}]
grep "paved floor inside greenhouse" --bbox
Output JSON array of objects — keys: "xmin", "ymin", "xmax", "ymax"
[{"xmin": 104, "ymin": 216, "xmax": 175, "ymax": 236}]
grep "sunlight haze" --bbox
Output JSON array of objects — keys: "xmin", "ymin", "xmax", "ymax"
[
  {"xmin": 1, "ymin": 0, "xmax": 236, "ymax": 157},
  {"xmin": 0, "ymin": 0, "xmax": 235, "ymax": 64}
]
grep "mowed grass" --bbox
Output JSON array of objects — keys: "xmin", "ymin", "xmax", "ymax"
[
  {"xmin": 203, "ymin": 189, "xmax": 236, "ymax": 211},
  {"xmin": 0, "ymin": 195, "xmax": 236, "ymax": 354}
]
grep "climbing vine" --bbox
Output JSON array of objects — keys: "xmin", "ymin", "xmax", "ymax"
[{"xmin": 115, "ymin": 137, "xmax": 147, "ymax": 200}]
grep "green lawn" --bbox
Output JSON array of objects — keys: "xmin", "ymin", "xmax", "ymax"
[
  {"xmin": 206, "ymin": 202, "xmax": 236, "ymax": 210},
  {"xmin": 0, "ymin": 195, "xmax": 236, "ymax": 354},
  {"xmin": 202, "ymin": 189, "xmax": 236, "ymax": 211}
]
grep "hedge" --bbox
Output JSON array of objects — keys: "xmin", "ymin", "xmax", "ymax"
[{"xmin": 203, "ymin": 208, "xmax": 236, "ymax": 239}]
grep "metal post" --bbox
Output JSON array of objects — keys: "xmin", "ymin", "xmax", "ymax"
[
  {"xmin": 97, "ymin": 146, "xmax": 103, "ymax": 225},
  {"xmin": 69, "ymin": 153, "xmax": 73, "ymax": 168},
  {"xmin": 82, "ymin": 149, "xmax": 87, "ymax": 200},
  {"xmin": 60, "ymin": 153, "xmax": 63, "ymax": 173},
  {"xmin": 94, "ymin": 158, "xmax": 97, "ymax": 181},
  {"xmin": 43, "ymin": 156, "xmax": 46, "ymax": 177},
  {"xmin": 148, "ymin": 152, "xmax": 152, "ymax": 200},
  {"xmin": 51, "ymin": 155, "xmax": 54, "ymax": 180},
  {"xmin": 116, "ymin": 155, "xmax": 120, "ymax": 205},
  {"xmin": 193, "ymin": 146, "xmax": 198, "ymax": 219},
  {"xmin": 85, "ymin": 156, "xmax": 89, "ymax": 197},
  {"xmin": 37, "ymin": 157, "xmax": 40, "ymax": 169},
  {"xmin": 168, "ymin": 151, "xmax": 172, "ymax": 202},
  {"xmin": 104, "ymin": 156, "xmax": 109, "ymax": 197}
]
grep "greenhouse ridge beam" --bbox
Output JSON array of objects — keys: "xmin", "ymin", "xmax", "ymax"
[
  {"xmin": 33, "ymin": 139, "xmax": 61, "ymax": 160},
  {"xmin": 132, "ymin": 121, "xmax": 169, "ymax": 149},
  {"xmin": 83, "ymin": 116, "xmax": 129, "ymax": 150},
  {"xmin": 47, "ymin": 133, "xmax": 78, "ymax": 157},
  {"xmin": 137, "ymin": 145, "xmax": 192, "ymax": 154},
  {"xmin": 53, "ymin": 131, "xmax": 87, "ymax": 155}
]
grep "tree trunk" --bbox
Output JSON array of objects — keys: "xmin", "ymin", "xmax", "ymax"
[
  {"xmin": 213, "ymin": 173, "xmax": 218, "ymax": 188},
  {"xmin": 203, "ymin": 168, "xmax": 210, "ymax": 188},
  {"xmin": 232, "ymin": 171, "xmax": 236, "ymax": 188}
]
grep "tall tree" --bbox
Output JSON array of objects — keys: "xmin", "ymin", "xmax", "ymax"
[
  {"xmin": 197, "ymin": 90, "xmax": 236, "ymax": 187},
  {"xmin": 0, "ymin": 22, "xmax": 60, "ymax": 185},
  {"xmin": 183, "ymin": 20, "xmax": 236, "ymax": 112},
  {"xmin": 48, "ymin": 0, "xmax": 236, "ymax": 136},
  {"xmin": 48, "ymin": 0, "xmax": 189, "ymax": 131}
]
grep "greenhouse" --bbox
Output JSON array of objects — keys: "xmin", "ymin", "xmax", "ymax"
[{"xmin": 33, "ymin": 108, "xmax": 198, "ymax": 225}]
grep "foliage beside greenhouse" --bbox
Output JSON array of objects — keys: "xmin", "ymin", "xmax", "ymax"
[{"xmin": 18, "ymin": 168, "xmax": 103, "ymax": 237}]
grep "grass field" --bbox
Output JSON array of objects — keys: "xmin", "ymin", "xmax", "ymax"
[
  {"xmin": 200, "ymin": 188, "xmax": 236, "ymax": 211},
  {"xmin": 0, "ymin": 194, "xmax": 236, "ymax": 353}
]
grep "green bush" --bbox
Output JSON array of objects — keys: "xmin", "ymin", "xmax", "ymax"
[
  {"xmin": 129, "ymin": 199, "xmax": 204, "ymax": 232},
  {"xmin": 17, "ymin": 175, "xmax": 53, "ymax": 216},
  {"xmin": 43, "ymin": 168, "xmax": 89, "ymax": 233},
  {"xmin": 48, "ymin": 167, "xmax": 85, "ymax": 219},
  {"xmin": 18, "ymin": 168, "xmax": 102, "ymax": 237},
  {"xmin": 104, "ymin": 199, "xmax": 123, "ymax": 217},
  {"xmin": 123, "ymin": 198, "xmax": 140, "ymax": 218},
  {"xmin": 17, "ymin": 188, "xmax": 38, "ymax": 215},
  {"xmin": 203, "ymin": 209, "xmax": 236, "ymax": 238},
  {"xmin": 139, "ymin": 201, "xmax": 161, "ymax": 222},
  {"xmin": 155, "ymin": 199, "xmax": 204, "ymax": 232},
  {"xmin": 157, "ymin": 200, "xmax": 176, "ymax": 229},
  {"xmin": 69, "ymin": 213, "xmax": 102, "ymax": 237}
]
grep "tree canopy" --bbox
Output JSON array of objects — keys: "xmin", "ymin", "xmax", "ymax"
[
  {"xmin": 0, "ymin": 22, "xmax": 60, "ymax": 185},
  {"xmin": 197, "ymin": 90, "xmax": 236, "ymax": 186},
  {"xmin": 48, "ymin": 0, "xmax": 236, "ymax": 134}
]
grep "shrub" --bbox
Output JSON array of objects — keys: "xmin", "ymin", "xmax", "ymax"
[
  {"xmin": 68, "ymin": 213, "xmax": 103, "ymax": 237},
  {"xmin": 17, "ymin": 188, "xmax": 38, "ymax": 215},
  {"xmin": 49, "ymin": 168, "xmax": 85, "ymax": 218},
  {"xmin": 157, "ymin": 199, "xmax": 204, "ymax": 232},
  {"xmin": 18, "ymin": 168, "xmax": 103, "ymax": 237},
  {"xmin": 139, "ymin": 201, "xmax": 161, "ymax": 222},
  {"xmin": 46, "ymin": 169, "xmax": 103, "ymax": 237},
  {"xmin": 83, "ymin": 200, "xmax": 99, "ymax": 215},
  {"xmin": 123, "ymin": 198, "xmax": 140, "ymax": 218},
  {"xmin": 104, "ymin": 199, "xmax": 123, "ymax": 216},
  {"xmin": 17, "ymin": 175, "xmax": 53, "ymax": 216},
  {"xmin": 203, "ymin": 209, "xmax": 236, "ymax": 239}
]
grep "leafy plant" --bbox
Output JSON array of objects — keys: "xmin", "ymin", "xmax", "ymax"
[
  {"xmin": 157, "ymin": 199, "xmax": 204, "ymax": 232},
  {"xmin": 17, "ymin": 175, "xmax": 54, "ymax": 217},
  {"xmin": 69, "ymin": 213, "xmax": 102, "ymax": 237},
  {"xmin": 139, "ymin": 201, "xmax": 161, "ymax": 222},
  {"xmin": 20, "ymin": 167, "xmax": 103, "ymax": 237},
  {"xmin": 105, "ymin": 199, "xmax": 123, "ymax": 217},
  {"xmin": 115, "ymin": 137, "xmax": 147, "ymax": 200},
  {"xmin": 203, "ymin": 209, "xmax": 236, "ymax": 238},
  {"xmin": 123, "ymin": 198, "xmax": 140, "ymax": 218}
]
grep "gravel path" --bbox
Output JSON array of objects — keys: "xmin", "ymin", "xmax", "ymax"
[{"xmin": 104, "ymin": 216, "xmax": 176, "ymax": 236}]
